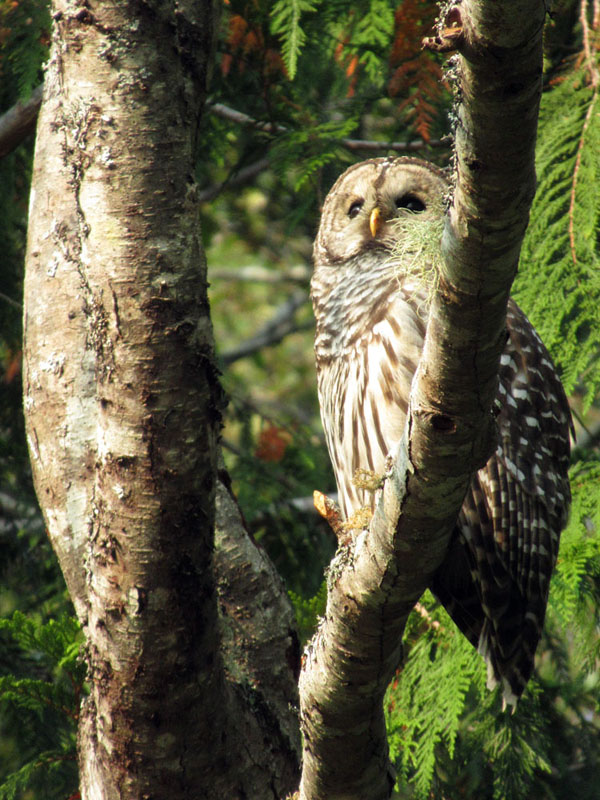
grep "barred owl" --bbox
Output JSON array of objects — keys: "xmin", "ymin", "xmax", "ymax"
[{"xmin": 311, "ymin": 157, "xmax": 572, "ymax": 705}]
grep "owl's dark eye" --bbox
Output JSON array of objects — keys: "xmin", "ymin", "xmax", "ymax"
[
  {"xmin": 395, "ymin": 194, "xmax": 426, "ymax": 213},
  {"xmin": 348, "ymin": 199, "xmax": 363, "ymax": 218}
]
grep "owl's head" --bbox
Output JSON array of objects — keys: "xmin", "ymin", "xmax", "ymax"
[{"xmin": 313, "ymin": 157, "xmax": 448, "ymax": 266}]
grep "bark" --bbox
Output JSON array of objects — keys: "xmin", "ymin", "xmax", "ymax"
[
  {"xmin": 298, "ymin": 1, "xmax": 545, "ymax": 798},
  {"xmin": 23, "ymin": 1, "xmax": 299, "ymax": 797},
  {"xmin": 214, "ymin": 470, "xmax": 301, "ymax": 792}
]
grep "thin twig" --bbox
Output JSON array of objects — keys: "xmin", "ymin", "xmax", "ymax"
[
  {"xmin": 198, "ymin": 157, "xmax": 270, "ymax": 203},
  {"xmin": 413, "ymin": 602, "xmax": 444, "ymax": 632},
  {"xmin": 209, "ymin": 101, "xmax": 450, "ymax": 152},
  {"xmin": 340, "ymin": 135, "xmax": 451, "ymax": 152},
  {"xmin": 0, "ymin": 88, "xmax": 449, "ymax": 168},
  {"xmin": 0, "ymin": 291, "xmax": 21, "ymax": 310},
  {"xmin": 580, "ymin": 0, "xmax": 600, "ymax": 88},
  {"xmin": 209, "ymin": 102, "xmax": 289, "ymax": 133},
  {"xmin": 568, "ymin": 3, "xmax": 598, "ymax": 265},
  {"xmin": 568, "ymin": 92, "xmax": 597, "ymax": 265}
]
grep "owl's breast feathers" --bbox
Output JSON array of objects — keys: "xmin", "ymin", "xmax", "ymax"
[{"xmin": 312, "ymin": 262, "xmax": 429, "ymax": 516}]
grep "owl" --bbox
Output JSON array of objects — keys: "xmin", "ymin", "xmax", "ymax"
[{"xmin": 311, "ymin": 156, "xmax": 572, "ymax": 705}]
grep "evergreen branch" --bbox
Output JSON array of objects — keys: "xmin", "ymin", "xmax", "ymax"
[
  {"xmin": 0, "ymin": 675, "xmax": 79, "ymax": 722},
  {"xmin": 568, "ymin": 0, "xmax": 599, "ymax": 267},
  {"xmin": 0, "ymin": 749, "xmax": 76, "ymax": 800},
  {"xmin": 270, "ymin": 0, "xmax": 319, "ymax": 79},
  {"xmin": 0, "ymin": 612, "xmax": 83, "ymax": 668},
  {"xmin": 208, "ymin": 101, "xmax": 449, "ymax": 151},
  {"xmin": 515, "ymin": 66, "xmax": 600, "ymax": 404},
  {"xmin": 0, "ymin": 92, "xmax": 449, "ymax": 168}
]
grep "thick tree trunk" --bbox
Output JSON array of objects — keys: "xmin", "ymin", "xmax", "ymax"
[
  {"xmin": 23, "ymin": 1, "xmax": 299, "ymax": 797},
  {"xmin": 298, "ymin": 1, "xmax": 545, "ymax": 798}
]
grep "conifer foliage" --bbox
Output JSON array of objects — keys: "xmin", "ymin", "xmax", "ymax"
[
  {"xmin": 515, "ymin": 65, "xmax": 600, "ymax": 404},
  {"xmin": 0, "ymin": 614, "xmax": 83, "ymax": 800},
  {"xmin": 1, "ymin": 0, "xmax": 600, "ymax": 798}
]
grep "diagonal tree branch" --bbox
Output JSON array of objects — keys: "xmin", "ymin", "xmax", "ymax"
[
  {"xmin": 210, "ymin": 265, "xmax": 311, "ymax": 284},
  {"xmin": 0, "ymin": 85, "xmax": 43, "ymax": 158},
  {"xmin": 298, "ymin": 1, "xmax": 546, "ymax": 797},
  {"xmin": 197, "ymin": 156, "xmax": 270, "ymax": 203},
  {"xmin": 220, "ymin": 290, "xmax": 310, "ymax": 366}
]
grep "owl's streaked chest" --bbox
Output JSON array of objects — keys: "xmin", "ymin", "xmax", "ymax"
[{"xmin": 311, "ymin": 259, "xmax": 429, "ymax": 517}]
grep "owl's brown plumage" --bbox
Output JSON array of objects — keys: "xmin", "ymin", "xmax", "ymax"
[{"xmin": 311, "ymin": 156, "xmax": 572, "ymax": 705}]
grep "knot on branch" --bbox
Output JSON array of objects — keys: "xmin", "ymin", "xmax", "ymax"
[
  {"xmin": 413, "ymin": 406, "xmax": 497, "ymax": 472},
  {"xmin": 423, "ymin": 6, "xmax": 463, "ymax": 53}
]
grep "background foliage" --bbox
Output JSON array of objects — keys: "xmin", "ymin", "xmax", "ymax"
[{"xmin": 1, "ymin": 0, "xmax": 599, "ymax": 798}]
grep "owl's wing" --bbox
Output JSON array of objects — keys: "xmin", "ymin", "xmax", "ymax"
[{"xmin": 432, "ymin": 300, "xmax": 572, "ymax": 705}]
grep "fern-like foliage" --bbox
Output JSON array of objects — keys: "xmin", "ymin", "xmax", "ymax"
[
  {"xmin": 547, "ymin": 460, "xmax": 600, "ymax": 670},
  {"xmin": 0, "ymin": 611, "xmax": 82, "ymax": 668},
  {"xmin": 387, "ymin": 0, "xmax": 444, "ymax": 139},
  {"xmin": 351, "ymin": 0, "xmax": 396, "ymax": 80},
  {"xmin": 289, "ymin": 581, "xmax": 327, "ymax": 644},
  {"xmin": 385, "ymin": 592, "xmax": 486, "ymax": 797},
  {"xmin": 0, "ymin": 0, "xmax": 50, "ymax": 101},
  {"xmin": 514, "ymin": 66, "xmax": 600, "ymax": 406},
  {"xmin": 270, "ymin": 0, "xmax": 320, "ymax": 79},
  {"xmin": 270, "ymin": 117, "xmax": 359, "ymax": 190},
  {"xmin": 0, "ymin": 612, "xmax": 85, "ymax": 800}
]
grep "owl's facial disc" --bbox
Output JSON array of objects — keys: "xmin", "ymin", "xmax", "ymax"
[{"xmin": 313, "ymin": 157, "xmax": 448, "ymax": 266}]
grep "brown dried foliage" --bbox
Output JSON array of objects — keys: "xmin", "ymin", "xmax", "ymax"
[{"xmin": 388, "ymin": 0, "xmax": 445, "ymax": 140}]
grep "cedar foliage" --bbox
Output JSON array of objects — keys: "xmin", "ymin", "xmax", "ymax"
[
  {"xmin": 1, "ymin": 0, "xmax": 600, "ymax": 798},
  {"xmin": 514, "ymin": 66, "xmax": 600, "ymax": 406},
  {"xmin": 0, "ymin": 614, "xmax": 83, "ymax": 800}
]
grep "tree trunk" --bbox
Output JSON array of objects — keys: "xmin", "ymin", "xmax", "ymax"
[{"xmin": 23, "ymin": 1, "xmax": 299, "ymax": 797}]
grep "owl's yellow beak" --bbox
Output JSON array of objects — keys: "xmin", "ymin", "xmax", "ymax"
[{"xmin": 369, "ymin": 207, "xmax": 382, "ymax": 237}]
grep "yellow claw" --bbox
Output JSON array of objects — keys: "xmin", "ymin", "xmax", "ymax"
[{"xmin": 369, "ymin": 207, "xmax": 381, "ymax": 237}]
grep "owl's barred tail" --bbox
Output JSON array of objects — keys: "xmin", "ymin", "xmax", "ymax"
[
  {"xmin": 478, "ymin": 620, "xmax": 535, "ymax": 709},
  {"xmin": 431, "ymin": 527, "xmax": 545, "ymax": 708},
  {"xmin": 478, "ymin": 588, "xmax": 547, "ymax": 709},
  {"xmin": 434, "ymin": 581, "xmax": 539, "ymax": 708}
]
